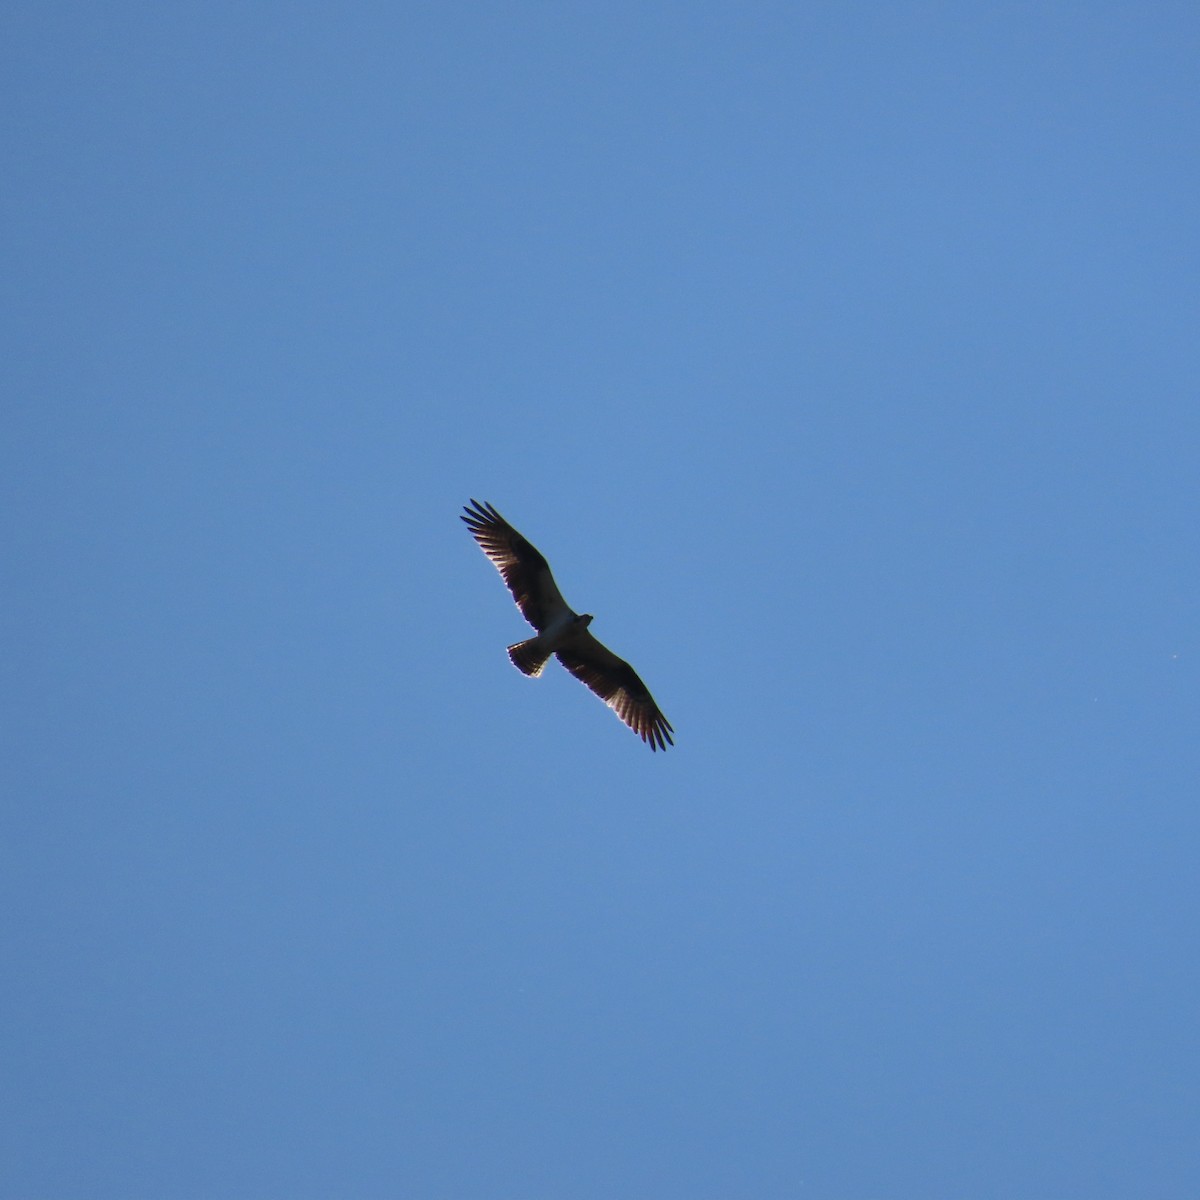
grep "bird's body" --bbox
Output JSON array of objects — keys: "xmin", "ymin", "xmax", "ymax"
[
  {"xmin": 505, "ymin": 610, "xmax": 592, "ymax": 678},
  {"xmin": 460, "ymin": 499, "xmax": 674, "ymax": 751}
]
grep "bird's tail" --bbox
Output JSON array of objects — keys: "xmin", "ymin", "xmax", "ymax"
[{"xmin": 508, "ymin": 637, "xmax": 552, "ymax": 677}]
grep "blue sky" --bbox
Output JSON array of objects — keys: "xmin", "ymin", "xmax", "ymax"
[{"xmin": 3, "ymin": 3, "xmax": 1198, "ymax": 1197}]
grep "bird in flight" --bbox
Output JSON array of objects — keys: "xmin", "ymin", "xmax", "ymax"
[{"xmin": 461, "ymin": 499, "xmax": 674, "ymax": 751}]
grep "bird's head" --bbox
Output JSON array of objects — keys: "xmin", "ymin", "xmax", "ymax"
[{"xmin": 576, "ymin": 614, "xmax": 594, "ymax": 628}]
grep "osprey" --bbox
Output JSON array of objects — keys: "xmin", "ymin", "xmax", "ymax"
[{"xmin": 461, "ymin": 499, "xmax": 674, "ymax": 751}]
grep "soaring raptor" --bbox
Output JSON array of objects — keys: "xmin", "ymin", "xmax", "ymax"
[{"xmin": 461, "ymin": 499, "xmax": 674, "ymax": 751}]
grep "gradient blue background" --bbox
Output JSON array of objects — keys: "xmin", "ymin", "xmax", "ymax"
[{"xmin": 4, "ymin": 4, "xmax": 1198, "ymax": 1197}]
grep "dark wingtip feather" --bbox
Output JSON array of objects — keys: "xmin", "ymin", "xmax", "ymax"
[
  {"xmin": 646, "ymin": 719, "xmax": 675, "ymax": 752},
  {"xmin": 461, "ymin": 499, "xmax": 494, "ymax": 532},
  {"xmin": 462, "ymin": 499, "xmax": 506, "ymax": 528}
]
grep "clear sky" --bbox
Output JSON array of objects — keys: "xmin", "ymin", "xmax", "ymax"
[{"xmin": 3, "ymin": 3, "xmax": 1198, "ymax": 1197}]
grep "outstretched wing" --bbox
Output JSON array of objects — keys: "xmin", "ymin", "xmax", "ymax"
[
  {"xmin": 460, "ymin": 499, "xmax": 571, "ymax": 631},
  {"xmin": 556, "ymin": 631, "xmax": 674, "ymax": 752}
]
